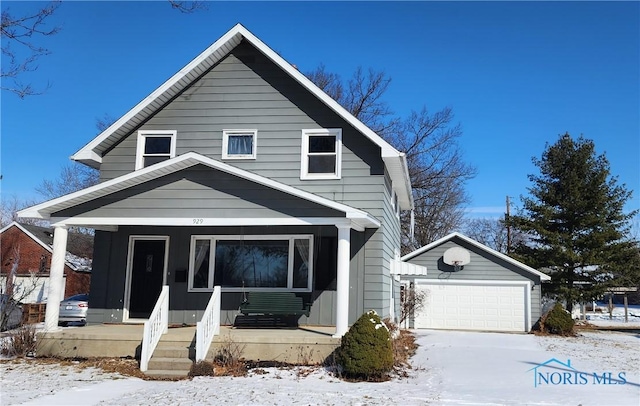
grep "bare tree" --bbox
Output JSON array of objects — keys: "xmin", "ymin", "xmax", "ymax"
[
  {"xmin": 0, "ymin": 195, "xmax": 41, "ymax": 228},
  {"xmin": 167, "ymin": 1, "xmax": 208, "ymax": 13},
  {"xmin": 36, "ymin": 163, "xmax": 99, "ymax": 201},
  {"xmin": 464, "ymin": 217, "xmax": 509, "ymax": 253},
  {"xmin": 1, "ymin": 1, "xmax": 61, "ymax": 98},
  {"xmin": 307, "ymin": 64, "xmax": 397, "ymax": 136},
  {"xmin": 399, "ymin": 284, "xmax": 426, "ymax": 324},
  {"xmin": 308, "ymin": 66, "xmax": 476, "ymax": 253},
  {"xmin": 2, "ymin": 1, "xmax": 207, "ymax": 99},
  {"xmin": 392, "ymin": 108, "xmax": 476, "ymax": 253}
]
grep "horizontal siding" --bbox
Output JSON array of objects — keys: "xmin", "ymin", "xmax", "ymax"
[
  {"xmin": 407, "ymin": 240, "xmax": 538, "ymax": 282},
  {"xmin": 99, "ymin": 40, "xmax": 385, "ymax": 218},
  {"xmin": 55, "ymin": 166, "xmax": 344, "ymax": 220}
]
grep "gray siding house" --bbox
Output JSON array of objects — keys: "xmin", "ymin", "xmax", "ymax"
[
  {"xmin": 19, "ymin": 24, "xmax": 413, "ymax": 337},
  {"xmin": 401, "ymin": 232, "xmax": 550, "ymax": 332}
]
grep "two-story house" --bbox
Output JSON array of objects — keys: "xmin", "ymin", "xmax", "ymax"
[{"xmin": 19, "ymin": 24, "xmax": 413, "ymax": 338}]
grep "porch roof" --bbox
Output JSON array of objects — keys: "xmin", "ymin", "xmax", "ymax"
[{"xmin": 18, "ymin": 152, "xmax": 380, "ymax": 231}]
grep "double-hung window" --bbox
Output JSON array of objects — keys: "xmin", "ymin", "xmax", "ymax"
[
  {"xmin": 188, "ymin": 235, "xmax": 313, "ymax": 292},
  {"xmin": 136, "ymin": 130, "xmax": 176, "ymax": 169},
  {"xmin": 301, "ymin": 129, "xmax": 342, "ymax": 179},
  {"xmin": 222, "ymin": 129, "xmax": 257, "ymax": 160}
]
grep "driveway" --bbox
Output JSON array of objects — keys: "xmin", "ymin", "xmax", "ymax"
[{"xmin": 412, "ymin": 329, "xmax": 639, "ymax": 405}]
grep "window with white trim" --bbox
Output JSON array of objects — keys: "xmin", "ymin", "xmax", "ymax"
[
  {"xmin": 222, "ymin": 129, "xmax": 257, "ymax": 160},
  {"xmin": 301, "ymin": 129, "xmax": 342, "ymax": 179},
  {"xmin": 188, "ymin": 235, "xmax": 313, "ymax": 292},
  {"xmin": 136, "ymin": 130, "xmax": 177, "ymax": 169}
]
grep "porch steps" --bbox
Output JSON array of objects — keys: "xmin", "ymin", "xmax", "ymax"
[{"xmin": 144, "ymin": 328, "xmax": 196, "ymax": 378}]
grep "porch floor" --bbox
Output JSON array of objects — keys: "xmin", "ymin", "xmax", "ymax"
[{"xmin": 36, "ymin": 324, "xmax": 340, "ymax": 364}]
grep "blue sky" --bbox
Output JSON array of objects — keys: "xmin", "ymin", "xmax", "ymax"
[{"xmin": 2, "ymin": 1, "xmax": 639, "ymax": 222}]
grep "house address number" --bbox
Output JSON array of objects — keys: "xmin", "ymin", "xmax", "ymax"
[{"xmin": 193, "ymin": 218, "xmax": 204, "ymax": 224}]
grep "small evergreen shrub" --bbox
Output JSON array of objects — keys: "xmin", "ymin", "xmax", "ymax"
[
  {"xmin": 188, "ymin": 360, "xmax": 215, "ymax": 377},
  {"xmin": 337, "ymin": 310, "xmax": 393, "ymax": 380},
  {"xmin": 543, "ymin": 303, "xmax": 575, "ymax": 335}
]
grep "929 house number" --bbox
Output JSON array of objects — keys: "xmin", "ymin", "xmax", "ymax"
[{"xmin": 192, "ymin": 218, "xmax": 204, "ymax": 224}]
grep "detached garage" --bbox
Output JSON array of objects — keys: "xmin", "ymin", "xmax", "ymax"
[{"xmin": 401, "ymin": 233, "xmax": 550, "ymax": 333}]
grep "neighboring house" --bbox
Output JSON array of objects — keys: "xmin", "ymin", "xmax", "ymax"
[
  {"xmin": 18, "ymin": 24, "xmax": 413, "ymax": 337},
  {"xmin": 0, "ymin": 222, "xmax": 92, "ymax": 303},
  {"xmin": 400, "ymin": 232, "xmax": 550, "ymax": 333}
]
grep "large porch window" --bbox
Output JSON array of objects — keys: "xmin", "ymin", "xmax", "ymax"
[{"xmin": 188, "ymin": 235, "xmax": 313, "ymax": 292}]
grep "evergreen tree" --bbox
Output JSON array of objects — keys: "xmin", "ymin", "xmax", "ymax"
[{"xmin": 511, "ymin": 133, "xmax": 639, "ymax": 311}]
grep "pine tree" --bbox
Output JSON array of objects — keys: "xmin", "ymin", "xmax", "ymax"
[{"xmin": 511, "ymin": 133, "xmax": 639, "ymax": 311}]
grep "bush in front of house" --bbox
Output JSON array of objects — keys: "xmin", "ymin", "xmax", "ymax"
[
  {"xmin": 188, "ymin": 360, "xmax": 215, "ymax": 377},
  {"xmin": 337, "ymin": 310, "xmax": 393, "ymax": 380},
  {"xmin": 543, "ymin": 302, "xmax": 575, "ymax": 335},
  {"xmin": 1, "ymin": 325, "xmax": 37, "ymax": 357}
]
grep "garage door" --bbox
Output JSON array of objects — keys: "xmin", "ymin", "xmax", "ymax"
[{"xmin": 414, "ymin": 282, "xmax": 527, "ymax": 332}]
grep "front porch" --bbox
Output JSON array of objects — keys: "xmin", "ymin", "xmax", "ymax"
[{"xmin": 36, "ymin": 324, "xmax": 340, "ymax": 367}]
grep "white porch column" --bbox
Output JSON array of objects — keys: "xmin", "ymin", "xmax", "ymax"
[
  {"xmin": 333, "ymin": 224, "xmax": 351, "ymax": 338},
  {"xmin": 44, "ymin": 226, "xmax": 68, "ymax": 332}
]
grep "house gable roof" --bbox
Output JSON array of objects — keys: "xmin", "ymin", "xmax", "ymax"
[
  {"xmin": 0, "ymin": 222, "xmax": 89, "ymax": 272},
  {"xmin": 18, "ymin": 152, "xmax": 381, "ymax": 231},
  {"xmin": 70, "ymin": 23, "xmax": 413, "ymax": 210},
  {"xmin": 401, "ymin": 232, "xmax": 551, "ymax": 281}
]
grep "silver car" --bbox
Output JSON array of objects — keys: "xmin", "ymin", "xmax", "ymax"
[{"xmin": 58, "ymin": 294, "xmax": 89, "ymax": 326}]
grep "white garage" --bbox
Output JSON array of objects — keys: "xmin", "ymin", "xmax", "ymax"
[
  {"xmin": 400, "ymin": 232, "xmax": 550, "ymax": 333},
  {"xmin": 414, "ymin": 280, "xmax": 530, "ymax": 332}
]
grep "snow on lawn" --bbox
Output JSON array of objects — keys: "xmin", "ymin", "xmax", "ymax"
[
  {"xmin": 1, "ymin": 330, "xmax": 638, "ymax": 405},
  {"xmin": 581, "ymin": 304, "xmax": 640, "ymax": 328}
]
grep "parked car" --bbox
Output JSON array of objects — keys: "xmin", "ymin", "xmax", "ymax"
[
  {"xmin": 58, "ymin": 293, "xmax": 89, "ymax": 326},
  {"xmin": 0, "ymin": 294, "xmax": 23, "ymax": 331}
]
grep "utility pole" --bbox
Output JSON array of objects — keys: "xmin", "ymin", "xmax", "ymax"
[{"xmin": 505, "ymin": 196, "xmax": 511, "ymax": 254}]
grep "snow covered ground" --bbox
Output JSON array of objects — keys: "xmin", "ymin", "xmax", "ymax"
[
  {"xmin": 1, "ymin": 329, "xmax": 638, "ymax": 405},
  {"xmin": 581, "ymin": 304, "xmax": 640, "ymax": 328}
]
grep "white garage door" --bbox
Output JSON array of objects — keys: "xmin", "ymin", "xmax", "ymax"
[{"xmin": 414, "ymin": 282, "xmax": 528, "ymax": 332}]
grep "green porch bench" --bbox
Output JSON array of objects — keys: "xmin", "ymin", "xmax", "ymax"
[{"xmin": 239, "ymin": 292, "xmax": 311, "ymax": 317}]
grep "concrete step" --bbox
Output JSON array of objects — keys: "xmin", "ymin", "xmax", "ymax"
[
  {"xmin": 147, "ymin": 357, "xmax": 194, "ymax": 371},
  {"xmin": 144, "ymin": 369, "xmax": 190, "ymax": 378},
  {"xmin": 152, "ymin": 346, "xmax": 192, "ymax": 359}
]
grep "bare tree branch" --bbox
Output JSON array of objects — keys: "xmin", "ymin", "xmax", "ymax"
[
  {"xmin": 167, "ymin": 1, "xmax": 209, "ymax": 13},
  {"xmin": 1, "ymin": 1, "xmax": 60, "ymax": 98},
  {"xmin": 307, "ymin": 65, "xmax": 476, "ymax": 253}
]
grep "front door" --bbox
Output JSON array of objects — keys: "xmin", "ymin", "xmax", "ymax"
[{"xmin": 127, "ymin": 238, "xmax": 167, "ymax": 319}]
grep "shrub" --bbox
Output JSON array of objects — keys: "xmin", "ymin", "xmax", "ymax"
[
  {"xmin": 1, "ymin": 325, "xmax": 37, "ymax": 357},
  {"xmin": 188, "ymin": 360, "xmax": 215, "ymax": 377},
  {"xmin": 543, "ymin": 303, "xmax": 575, "ymax": 335},
  {"xmin": 337, "ymin": 310, "xmax": 393, "ymax": 380}
]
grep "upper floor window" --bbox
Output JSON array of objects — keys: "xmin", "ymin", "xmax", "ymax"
[
  {"xmin": 301, "ymin": 129, "xmax": 342, "ymax": 180},
  {"xmin": 222, "ymin": 129, "xmax": 257, "ymax": 160},
  {"xmin": 136, "ymin": 130, "xmax": 176, "ymax": 169}
]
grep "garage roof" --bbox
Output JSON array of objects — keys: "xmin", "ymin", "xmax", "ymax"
[{"xmin": 402, "ymin": 232, "xmax": 551, "ymax": 281}]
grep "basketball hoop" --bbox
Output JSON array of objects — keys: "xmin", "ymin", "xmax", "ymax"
[{"xmin": 443, "ymin": 247, "xmax": 470, "ymax": 272}]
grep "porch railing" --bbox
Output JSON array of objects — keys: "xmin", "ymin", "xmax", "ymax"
[
  {"xmin": 140, "ymin": 285, "xmax": 169, "ymax": 372},
  {"xmin": 390, "ymin": 259, "xmax": 427, "ymax": 276},
  {"xmin": 196, "ymin": 285, "xmax": 221, "ymax": 362}
]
